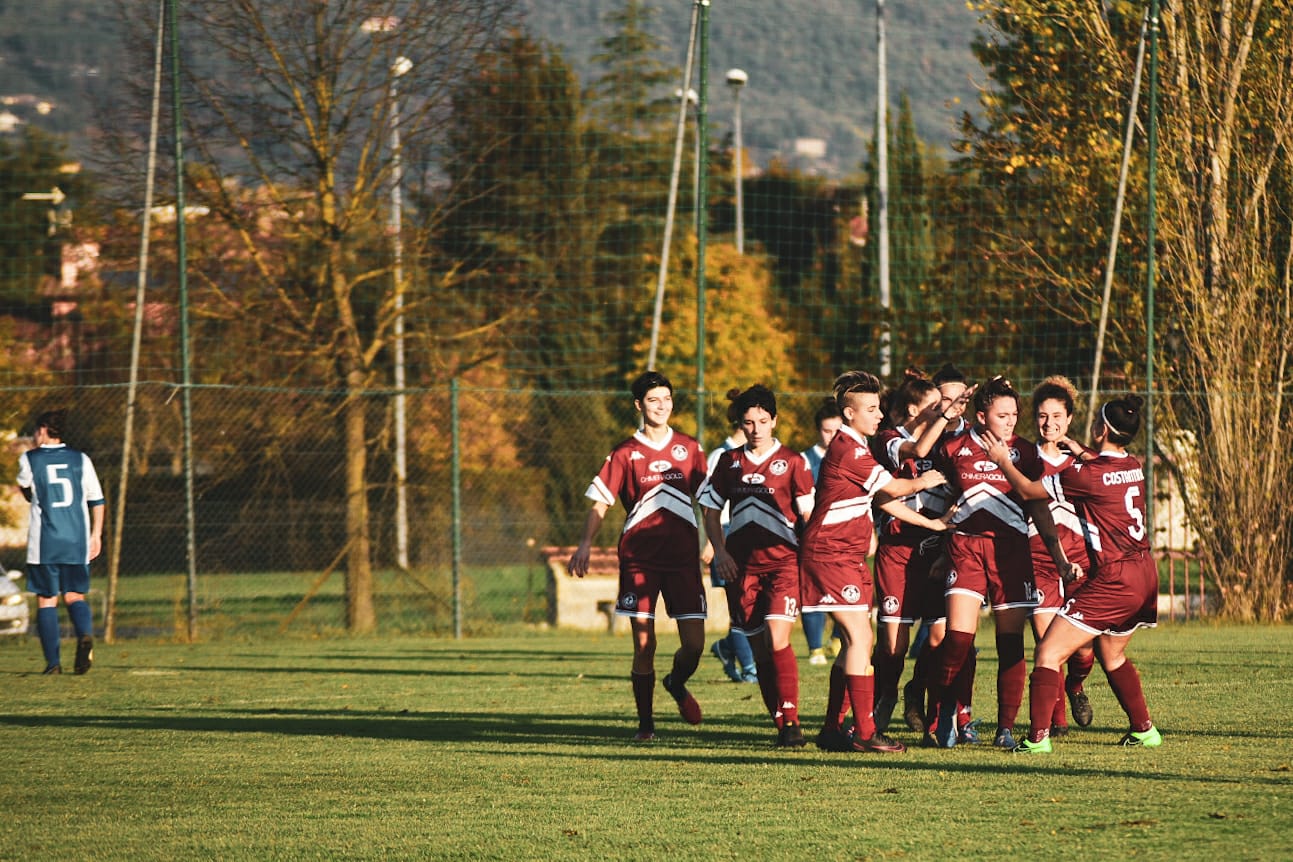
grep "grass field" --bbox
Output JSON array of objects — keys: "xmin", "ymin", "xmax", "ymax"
[{"xmin": 2, "ymin": 621, "xmax": 1289, "ymax": 860}]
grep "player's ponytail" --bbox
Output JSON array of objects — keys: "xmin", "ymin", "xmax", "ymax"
[{"xmin": 1100, "ymin": 394, "xmax": 1144, "ymax": 445}]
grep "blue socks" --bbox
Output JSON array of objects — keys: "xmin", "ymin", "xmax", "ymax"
[
  {"xmin": 66, "ymin": 599, "xmax": 93, "ymax": 639},
  {"xmin": 37, "ymin": 606, "xmax": 61, "ymax": 668}
]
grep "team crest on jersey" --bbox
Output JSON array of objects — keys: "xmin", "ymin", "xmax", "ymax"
[
  {"xmin": 649, "ymin": 460, "xmax": 672, "ymax": 472},
  {"xmin": 882, "ymin": 595, "xmax": 900, "ymax": 615},
  {"xmin": 841, "ymin": 584, "xmax": 862, "ymax": 604},
  {"xmin": 741, "ymin": 473, "xmax": 767, "ymax": 485},
  {"xmin": 769, "ymin": 459, "xmax": 788, "ymax": 476},
  {"xmin": 671, "ymin": 444, "xmax": 688, "ymax": 461},
  {"xmin": 621, "ymin": 593, "xmax": 637, "ymax": 609}
]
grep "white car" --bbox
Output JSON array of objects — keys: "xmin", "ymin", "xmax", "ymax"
[{"xmin": 0, "ymin": 570, "xmax": 29, "ymax": 636}]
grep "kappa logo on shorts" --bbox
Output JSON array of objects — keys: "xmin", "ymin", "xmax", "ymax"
[
  {"xmin": 882, "ymin": 595, "xmax": 900, "ymax": 615},
  {"xmin": 671, "ymin": 444, "xmax": 689, "ymax": 461},
  {"xmin": 841, "ymin": 584, "xmax": 862, "ymax": 604},
  {"xmin": 769, "ymin": 459, "xmax": 788, "ymax": 475},
  {"xmin": 621, "ymin": 593, "xmax": 637, "ymax": 609}
]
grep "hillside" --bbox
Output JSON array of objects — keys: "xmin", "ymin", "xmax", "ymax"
[{"xmin": 0, "ymin": 0, "xmax": 986, "ymax": 175}]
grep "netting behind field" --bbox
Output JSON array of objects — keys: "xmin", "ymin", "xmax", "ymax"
[{"xmin": 3, "ymin": 1, "xmax": 1290, "ymax": 628}]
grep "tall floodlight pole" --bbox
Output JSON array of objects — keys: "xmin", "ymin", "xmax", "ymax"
[
  {"xmin": 363, "ymin": 16, "xmax": 412, "ymax": 570},
  {"xmin": 1145, "ymin": 0, "xmax": 1161, "ymax": 552},
  {"xmin": 390, "ymin": 55, "xmax": 412, "ymax": 571},
  {"xmin": 727, "ymin": 68, "xmax": 747, "ymax": 255},
  {"xmin": 696, "ymin": 0, "xmax": 710, "ymax": 449},
  {"xmin": 646, "ymin": 0, "xmax": 701, "ymax": 371},
  {"xmin": 675, "ymin": 88, "xmax": 700, "ymax": 234},
  {"xmin": 166, "ymin": 0, "xmax": 197, "ymax": 641},
  {"xmin": 875, "ymin": 0, "xmax": 891, "ymax": 378}
]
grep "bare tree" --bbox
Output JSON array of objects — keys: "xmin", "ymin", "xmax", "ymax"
[
  {"xmin": 107, "ymin": 0, "xmax": 515, "ymax": 631},
  {"xmin": 1154, "ymin": 1, "xmax": 1293, "ymax": 620}
]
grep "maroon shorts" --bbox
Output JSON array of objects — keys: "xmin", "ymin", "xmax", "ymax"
[
  {"xmin": 616, "ymin": 562, "xmax": 707, "ymax": 621},
  {"xmin": 1059, "ymin": 553, "xmax": 1157, "ymax": 636},
  {"xmin": 874, "ymin": 539, "xmax": 945, "ymax": 624},
  {"xmin": 945, "ymin": 531, "xmax": 1036, "ymax": 611},
  {"xmin": 800, "ymin": 555, "xmax": 873, "ymax": 615},
  {"xmin": 1031, "ymin": 554, "xmax": 1070, "ymax": 615},
  {"xmin": 727, "ymin": 559, "xmax": 801, "ymax": 636}
]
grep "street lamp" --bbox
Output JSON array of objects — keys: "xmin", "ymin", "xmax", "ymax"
[
  {"xmin": 726, "ymin": 68, "xmax": 747, "ymax": 254},
  {"xmin": 363, "ymin": 16, "xmax": 412, "ymax": 570},
  {"xmin": 675, "ymin": 87, "xmax": 699, "ymax": 233},
  {"xmin": 389, "ymin": 54, "xmax": 412, "ymax": 571}
]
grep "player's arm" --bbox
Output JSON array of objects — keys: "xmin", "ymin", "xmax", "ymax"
[
  {"xmin": 983, "ymin": 433, "xmax": 1080, "ymax": 580},
  {"xmin": 983, "ymin": 433, "xmax": 1048, "ymax": 501},
  {"xmin": 876, "ymin": 496, "xmax": 954, "ymax": 532},
  {"xmin": 568, "ymin": 501, "xmax": 611, "ymax": 578},
  {"xmin": 702, "ymin": 504, "xmax": 737, "ymax": 582},
  {"xmin": 876, "ymin": 468, "xmax": 947, "ymax": 501},
  {"xmin": 88, "ymin": 501, "xmax": 105, "ymax": 561}
]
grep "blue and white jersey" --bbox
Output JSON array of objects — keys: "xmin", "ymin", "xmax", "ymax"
[{"xmin": 17, "ymin": 443, "xmax": 105, "ymax": 564}]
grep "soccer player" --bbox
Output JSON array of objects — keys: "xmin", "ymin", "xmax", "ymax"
[
  {"xmin": 799, "ymin": 397, "xmax": 842, "ymax": 665},
  {"xmin": 568, "ymin": 372, "xmax": 710, "ymax": 741},
  {"xmin": 802, "ymin": 371, "xmax": 953, "ymax": 754},
  {"xmin": 1027, "ymin": 376, "xmax": 1096, "ymax": 736},
  {"xmin": 869, "ymin": 370, "xmax": 971, "ymax": 734},
  {"xmin": 988, "ymin": 394, "xmax": 1163, "ymax": 752},
  {"xmin": 701, "ymin": 385, "xmax": 816, "ymax": 746},
  {"xmin": 18, "ymin": 409, "xmax": 106, "ymax": 675},
  {"xmin": 924, "ymin": 376, "xmax": 1072, "ymax": 749},
  {"xmin": 706, "ymin": 389, "xmax": 759, "ymax": 684}
]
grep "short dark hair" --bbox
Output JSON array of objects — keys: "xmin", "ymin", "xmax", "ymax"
[
  {"xmin": 1100, "ymin": 394, "xmax": 1144, "ymax": 444},
  {"xmin": 813, "ymin": 396, "xmax": 841, "ymax": 429},
  {"xmin": 734, "ymin": 384, "xmax": 777, "ymax": 420},
  {"xmin": 35, "ymin": 409, "xmax": 67, "ymax": 439},
  {"xmin": 832, "ymin": 370, "xmax": 881, "ymax": 411},
  {"xmin": 931, "ymin": 363, "xmax": 966, "ymax": 386},
  {"xmin": 973, "ymin": 375, "xmax": 1019, "ymax": 414},
  {"xmin": 631, "ymin": 371, "xmax": 672, "ymax": 403}
]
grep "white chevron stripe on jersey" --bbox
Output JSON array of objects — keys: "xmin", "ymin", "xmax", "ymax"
[
  {"xmin": 821, "ymin": 496, "xmax": 876, "ymax": 527},
  {"xmin": 953, "ymin": 482, "xmax": 1028, "ymax": 534},
  {"xmin": 1027, "ymin": 500, "xmax": 1083, "ymax": 538},
  {"xmin": 697, "ymin": 482, "xmax": 724, "ymax": 511},
  {"xmin": 727, "ymin": 497, "xmax": 798, "ymax": 546},
  {"xmin": 623, "ymin": 483, "xmax": 698, "ymax": 533}
]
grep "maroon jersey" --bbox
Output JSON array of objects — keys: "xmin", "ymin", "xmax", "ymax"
[
  {"xmin": 1029, "ymin": 448, "xmax": 1090, "ymax": 573},
  {"xmin": 699, "ymin": 440, "xmax": 815, "ymax": 570},
  {"xmin": 801, "ymin": 425, "xmax": 894, "ymax": 561},
  {"xmin": 1048, "ymin": 451, "xmax": 1149, "ymax": 570},
  {"xmin": 935, "ymin": 428, "xmax": 1044, "ymax": 538},
  {"xmin": 585, "ymin": 428, "xmax": 708, "ymax": 571},
  {"xmin": 872, "ymin": 425, "xmax": 957, "ymax": 547}
]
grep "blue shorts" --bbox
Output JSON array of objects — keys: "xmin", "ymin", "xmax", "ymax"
[{"xmin": 27, "ymin": 563, "xmax": 91, "ymax": 597}]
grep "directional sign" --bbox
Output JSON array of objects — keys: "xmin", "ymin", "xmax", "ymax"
[{"xmin": 21, "ymin": 186, "xmax": 65, "ymax": 206}]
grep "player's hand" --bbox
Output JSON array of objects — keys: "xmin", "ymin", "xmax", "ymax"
[
  {"xmin": 89, "ymin": 535, "xmax": 102, "ymax": 561},
  {"xmin": 983, "ymin": 431, "xmax": 1011, "ymax": 465},
  {"xmin": 567, "ymin": 545, "xmax": 591, "ymax": 578},
  {"xmin": 1062, "ymin": 561, "xmax": 1083, "ymax": 585},
  {"xmin": 930, "ymin": 504, "xmax": 958, "ymax": 532},
  {"xmin": 711, "ymin": 550, "xmax": 738, "ymax": 584},
  {"xmin": 941, "ymin": 384, "xmax": 975, "ymax": 420},
  {"xmin": 921, "ymin": 469, "xmax": 947, "ymax": 490}
]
